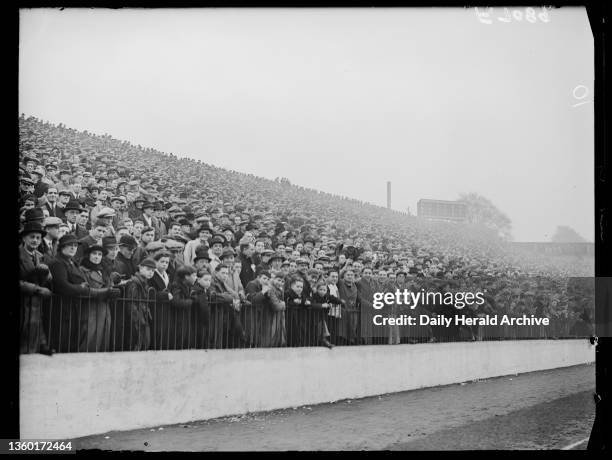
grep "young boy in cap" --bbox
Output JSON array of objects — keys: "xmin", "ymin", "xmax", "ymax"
[
  {"xmin": 169, "ymin": 265, "xmax": 203, "ymax": 349},
  {"xmin": 123, "ymin": 258, "xmax": 157, "ymax": 351},
  {"xmin": 115, "ymin": 235, "xmax": 138, "ymax": 279}
]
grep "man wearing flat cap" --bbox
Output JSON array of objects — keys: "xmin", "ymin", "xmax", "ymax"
[
  {"xmin": 19, "ymin": 221, "xmax": 54, "ymax": 355},
  {"xmin": 208, "ymin": 235, "xmax": 225, "ymax": 272},
  {"xmin": 141, "ymin": 201, "xmax": 162, "ymax": 239},
  {"xmin": 221, "ymin": 247, "xmax": 246, "ymax": 305},
  {"xmin": 40, "ymin": 217, "xmax": 63, "ymax": 264},
  {"xmin": 110, "ymin": 196, "xmax": 128, "ymax": 229}
]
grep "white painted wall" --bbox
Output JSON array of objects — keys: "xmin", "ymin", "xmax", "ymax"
[{"xmin": 20, "ymin": 340, "xmax": 594, "ymax": 440}]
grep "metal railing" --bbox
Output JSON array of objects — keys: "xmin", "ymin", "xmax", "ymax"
[{"xmin": 19, "ymin": 288, "xmax": 593, "ymax": 354}]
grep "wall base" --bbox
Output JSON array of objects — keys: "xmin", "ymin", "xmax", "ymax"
[{"xmin": 20, "ymin": 340, "xmax": 595, "ymax": 439}]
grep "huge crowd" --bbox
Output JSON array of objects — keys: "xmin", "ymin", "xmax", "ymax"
[{"xmin": 18, "ymin": 115, "xmax": 595, "ymax": 355}]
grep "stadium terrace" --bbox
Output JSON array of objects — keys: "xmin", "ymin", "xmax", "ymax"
[{"xmin": 18, "ymin": 115, "xmax": 594, "ymax": 355}]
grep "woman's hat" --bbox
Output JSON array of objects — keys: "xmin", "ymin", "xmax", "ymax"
[
  {"xmin": 102, "ymin": 236, "xmax": 118, "ymax": 248},
  {"xmin": 58, "ymin": 234, "xmax": 79, "ymax": 248},
  {"xmin": 84, "ymin": 243, "xmax": 108, "ymax": 257}
]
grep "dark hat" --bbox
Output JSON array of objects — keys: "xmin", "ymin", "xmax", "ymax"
[
  {"xmin": 175, "ymin": 265, "xmax": 197, "ymax": 279},
  {"xmin": 194, "ymin": 245, "xmax": 211, "ymax": 262},
  {"xmin": 221, "ymin": 227, "xmax": 235, "ymax": 234},
  {"xmin": 118, "ymin": 235, "xmax": 138, "ymax": 249},
  {"xmin": 24, "ymin": 208, "xmax": 45, "ymax": 223},
  {"xmin": 83, "ymin": 244, "xmax": 108, "ymax": 257},
  {"xmin": 209, "ymin": 235, "xmax": 225, "ymax": 246},
  {"xmin": 269, "ymin": 252, "xmax": 285, "ymax": 262},
  {"xmin": 256, "ymin": 268, "xmax": 271, "ymax": 278},
  {"xmin": 138, "ymin": 258, "xmax": 157, "ymax": 270},
  {"xmin": 220, "ymin": 247, "xmax": 236, "ymax": 259},
  {"xmin": 134, "ymin": 195, "xmax": 146, "ymax": 204},
  {"xmin": 20, "ymin": 176, "xmax": 35, "ymax": 185},
  {"xmin": 142, "ymin": 201, "xmax": 155, "ymax": 210},
  {"xmin": 58, "ymin": 189, "xmax": 73, "ymax": 197},
  {"xmin": 20, "ymin": 221, "xmax": 46, "ymax": 238},
  {"xmin": 102, "ymin": 236, "xmax": 118, "ymax": 248},
  {"xmin": 58, "ymin": 233, "xmax": 79, "ymax": 248},
  {"xmin": 22, "ymin": 154, "xmax": 40, "ymax": 165},
  {"xmin": 64, "ymin": 199, "xmax": 85, "ymax": 212}
]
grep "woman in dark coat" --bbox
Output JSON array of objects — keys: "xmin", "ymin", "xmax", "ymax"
[
  {"xmin": 49, "ymin": 234, "xmax": 112, "ymax": 352},
  {"xmin": 79, "ymin": 244, "xmax": 120, "ymax": 352},
  {"xmin": 308, "ymin": 282, "xmax": 335, "ymax": 348}
]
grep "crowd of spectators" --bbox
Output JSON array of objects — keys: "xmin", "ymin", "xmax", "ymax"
[{"xmin": 18, "ymin": 115, "xmax": 595, "ymax": 355}]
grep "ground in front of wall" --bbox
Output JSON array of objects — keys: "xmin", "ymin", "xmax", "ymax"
[{"xmin": 74, "ymin": 363, "xmax": 595, "ymax": 451}]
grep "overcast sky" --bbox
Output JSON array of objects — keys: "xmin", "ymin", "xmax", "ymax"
[{"xmin": 19, "ymin": 7, "xmax": 593, "ymax": 242}]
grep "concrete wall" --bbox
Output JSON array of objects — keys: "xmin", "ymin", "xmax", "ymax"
[{"xmin": 20, "ymin": 340, "xmax": 594, "ymax": 440}]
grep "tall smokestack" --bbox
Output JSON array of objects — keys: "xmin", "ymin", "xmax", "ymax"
[{"xmin": 387, "ymin": 181, "xmax": 391, "ymax": 209}]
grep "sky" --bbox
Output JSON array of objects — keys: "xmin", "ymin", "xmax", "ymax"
[{"xmin": 19, "ymin": 7, "xmax": 594, "ymax": 242}]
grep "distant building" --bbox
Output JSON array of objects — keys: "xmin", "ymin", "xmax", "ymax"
[{"xmin": 417, "ymin": 199, "xmax": 467, "ymax": 223}]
